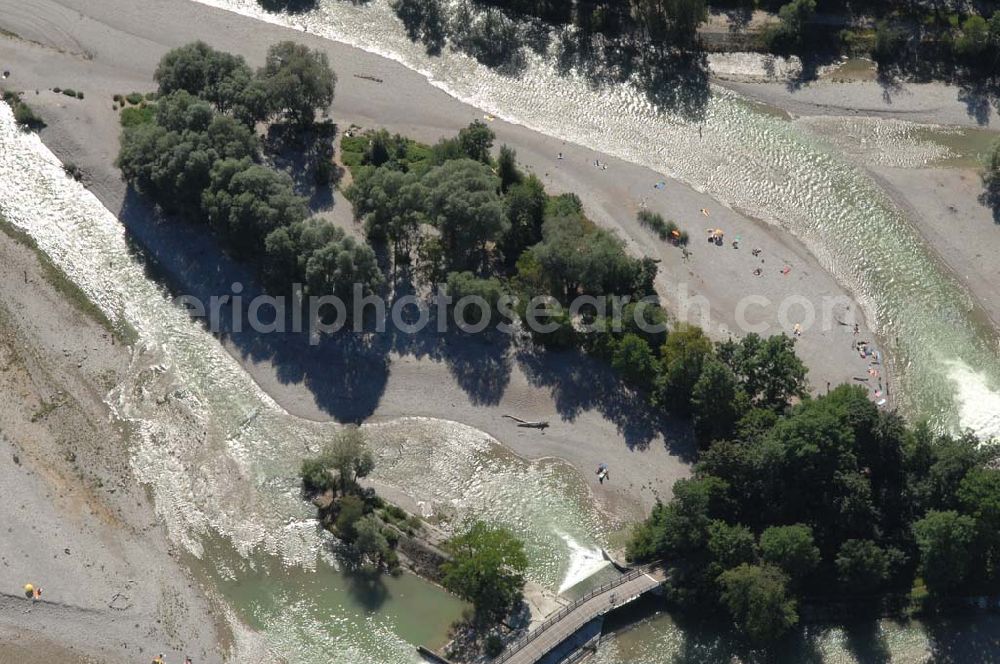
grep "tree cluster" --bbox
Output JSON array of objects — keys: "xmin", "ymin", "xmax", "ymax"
[
  {"xmin": 344, "ymin": 122, "xmax": 658, "ymax": 336},
  {"xmin": 628, "ymin": 382, "xmax": 1000, "ymax": 643},
  {"xmin": 301, "ymin": 427, "xmax": 404, "ymax": 575},
  {"xmin": 119, "ymin": 42, "xmax": 381, "ymax": 308},
  {"xmin": 154, "ymin": 40, "xmax": 335, "ymax": 126}
]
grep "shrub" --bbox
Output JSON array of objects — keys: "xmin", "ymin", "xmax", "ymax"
[
  {"xmin": 145, "ymin": 91, "xmax": 158, "ymax": 101},
  {"xmin": 76, "ymin": 91, "xmax": 84, "ymax": 100},
  {"xmin": 113, "ymin": 94, "xmax": 122, "ymax": 102},
  {"xmin": 63, "ymin": 163, "xmax": 83, "ymax": 181},
  {"xmin": 125, "ymin": 92, "xmax": 144, "ymax": 105},
  {"xmin": 485, "ymin": 635, "xmax": 504, "ymax": 658},
  {"xmin": 2, "ymin": 91, "xmax": 46, "ymax": 130},
  {"xmin": 61, "ymin": 88, "xmax": 77, "ymax": 97},
  {"xmin": 300, "ymin": 458, "xmax": 332, "ymax": 493},
  {"xmin": 52, "ymin": 87, "xmax": 61, "ymax": 93},
  {"xmin": 120, "ymin": 105, "xmax": 156, "ymax": 127},
  {"xmin": 638, "ymin": 209, "xmax": 685, "ymax": 245}
]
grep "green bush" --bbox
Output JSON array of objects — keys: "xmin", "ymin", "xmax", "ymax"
[
  {"xmin": 638, "ymin": 209, "xmax": 686, "ymax": 245},
  {"xmin": 113, "ymin": 93, "xmax": 122, "ymax": 102},
  {"xmin": 125, "ymin": 92, "xmax": 144, "ymax": 105},
  {"xmin": 76, "ymin": 91, "xmax": 84, "ymax": 100},
  {"xmin": 61, "ymin": 88, "xmax": 77, "ymax": 98},
  {"xmin": 120, "ymin": 104, "xmax": 156, "ymax": 127},
  {"xmin": 300, "ymin": 458, "xmax": 332, "ymax": 493},
  {"xmin": 52, "ymin": 87, "xmax": 61, "ymax": 93},
  {"xmin": 3, "ymin": 91, "xmax": 46, "ymax": 130},
  {"xmin": 145, "ymin": 91, "xmax": 158, "ymax": 101}
]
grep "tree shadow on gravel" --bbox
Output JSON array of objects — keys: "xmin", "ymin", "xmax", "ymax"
[
  {"xmin": 116, "ymin": 189, "xmax": 516, "ymax": 420},
  {"xmin": 513, "ymin": 345, "xmax": 696, "ymax": 459}
]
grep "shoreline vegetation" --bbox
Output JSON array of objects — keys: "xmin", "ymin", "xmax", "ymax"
[
  {"xmin": 110, "ymin": 37, "xmax": 997, "ymax": 659},
  {"xmin": 259, "ymin": 0, "xmax": 1000, "ymax": 95},
  {"xmin": 300, "ymin": 426, "xmax": 531, "ymax": 661}
]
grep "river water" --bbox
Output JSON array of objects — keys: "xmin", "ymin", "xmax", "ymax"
[
  {"xmin": 190, "ymin": 0, "xmax": 1000, "ymax": 441},
  {"xmin": 0, "ymin": 107, "xmax": 615, "ymax": 661},
  {"xmin": 2, "ymin": 0, "xmax": 1000, "ymax": 660}
]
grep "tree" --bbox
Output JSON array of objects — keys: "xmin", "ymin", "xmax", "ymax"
[
  {"xmin": 707, "ymin": 520, "xmax": 757, "ymax": 572},
  {"xmin": 352, "ymin": 514, "xmax": 393, "ymax": 572},
  {"xmin": 258, "ymin": 41, "xmax": 336, "ymax": 124},
  {"xmin": 501, "ymin": 174, "xmax": 546, "ymax": 262},
  {"xmin": 348, "ymin": 166, "xmax": 424, "ymax": 260},
  {"xmin": 717, "ymin": 564, "xmax": 798, "ymax": 643},
  {"xmin": 717, "ymin": 333, "xmax": 807, "ymax": 411},
  {"xmin": 441, "ymin": 521, "xmax": 528, "ymax": 622},
  {"xmin": 958, "ymin": 468, "xmax": 1000, "ymax": 540},
  {"xmin": 691, "ymin": 356, "xmax": 740, "ymax": 446},
  {"xmin": 525, "ymin": 212, "xmax": 656, "ymax": 303},
  {"xmin": 457, "ymin": 119, "xmax": 495, "ymax": 163},
  {"xmin": 202, "ymin": 157, "xmax": 308, "ymax": 258},
  {"xmin": 758, "ymin": 396, "xmax": 859, "ymax": 530},
  {"xmin": 421, "ymin": 159, "xmax": 507, "ymax": 270},
  {"xmin": 266, "ymin": 218, "xmax": 383, "ymax": 305},
  {"xmin": 766, "ymin": 0, "xmax": 816, "ymax": 52},
  {"xmin": 627, "ymin": 476, "xmax": 730, "ymax": 561},
  {"xmin": 956, "ymin": 15, "xmax": 991, "ymax": 60},
  {"xmin": 655, "ymin": 323, "xmax": 713, "ymax": 414},
  {"xmin": 913, "ymin": 510, "xmax": 978, "ymax": 594},
  {"xmin": 630, "ymin": 0, "xmax": 708, "ymax": 45},
  {"xmin": 154, "ymin": 41, "xmax": 255, "ymax": 116},
  {"xmin": 445, "ymin": 271, "xmax": 505, "ymax": 327},
  {"xmin": 835, "ymin": 539, "xmax": 893, "ymax": 594},
  {"xmin": 759, "ymin": 524, "xmax": 820, "ymax": 584},
  {"xmin": 611, "ymin": 334, "xmax": 657, "ymax": 390},
  {"xmin": 497, "ymin": 144, "xmax": 521, "ymax": 192},
  {"xmin": 325, "ymin": 426, "xmax": 376, "ymax": 494},
  {"xmin": 334, "ymin": 493, "xmax": 367, "ymax": 538}
]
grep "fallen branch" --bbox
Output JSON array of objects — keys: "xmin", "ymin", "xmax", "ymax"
[{"xmin": 502, "ymin": 414, "xmax": 550, "ymax": 429}]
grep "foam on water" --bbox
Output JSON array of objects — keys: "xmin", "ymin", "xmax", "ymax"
[
  {"xmin": 556, "ymin": 532, "xmax": 610, "ymax": 594},
  {"xmin": 0, "ymin": 103, "xmax": 611, "ymax": 659},
  {"xmin": 947, "ymin": 360, "xmax": 1000, "ymax": 442}
]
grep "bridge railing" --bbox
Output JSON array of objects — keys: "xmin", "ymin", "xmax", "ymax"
[{"xmin": 494, "ymin": 564, "xmax": 660, "ymax": 663}]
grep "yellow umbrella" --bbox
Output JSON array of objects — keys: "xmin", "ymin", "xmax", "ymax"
[{"xmin": 23, "ymin": 583, "xmax": 34, "ymax": 597}]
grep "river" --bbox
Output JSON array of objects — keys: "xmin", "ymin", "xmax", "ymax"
[{"xmin": 2, "ymin": 0, "xmax": 1000, "ymax": 660}]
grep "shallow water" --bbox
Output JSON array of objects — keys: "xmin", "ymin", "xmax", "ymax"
[
  {"xmin": 0, "ymin": 105, "xmax": 612, "ymax": 661},
  {"xmin": 192, "ymin": 0, "xmax": 1000, "ymax": 443},
  {"xmin": 4, "ymin": 0, "xmax": 1000, "ymax": 659}
]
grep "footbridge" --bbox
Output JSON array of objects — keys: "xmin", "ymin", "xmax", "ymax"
[{"xmin": 494, "ymin": 564, "xmax": 669, "ymax": 664}]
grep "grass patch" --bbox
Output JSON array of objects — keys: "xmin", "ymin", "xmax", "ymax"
[
  {"xmin": 120, "ymin": 104, "xmax": 155, "ymax": 127},
  {"xmin": 339, "ymin": 127, "xmax": 434, "ymax": 177},
  {"xmin": 0, "ymin": 216, "xmax": 137, "ymax": 345}
]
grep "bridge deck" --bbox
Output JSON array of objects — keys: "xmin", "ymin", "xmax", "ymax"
[{"xmin": 497, "ymin": 567, "xmax": 668, "ymax": 664}]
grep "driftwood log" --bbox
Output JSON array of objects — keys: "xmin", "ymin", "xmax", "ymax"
[{"xmin": 502, "ymin": 414, "xmax": 550, "ymax": 429}]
